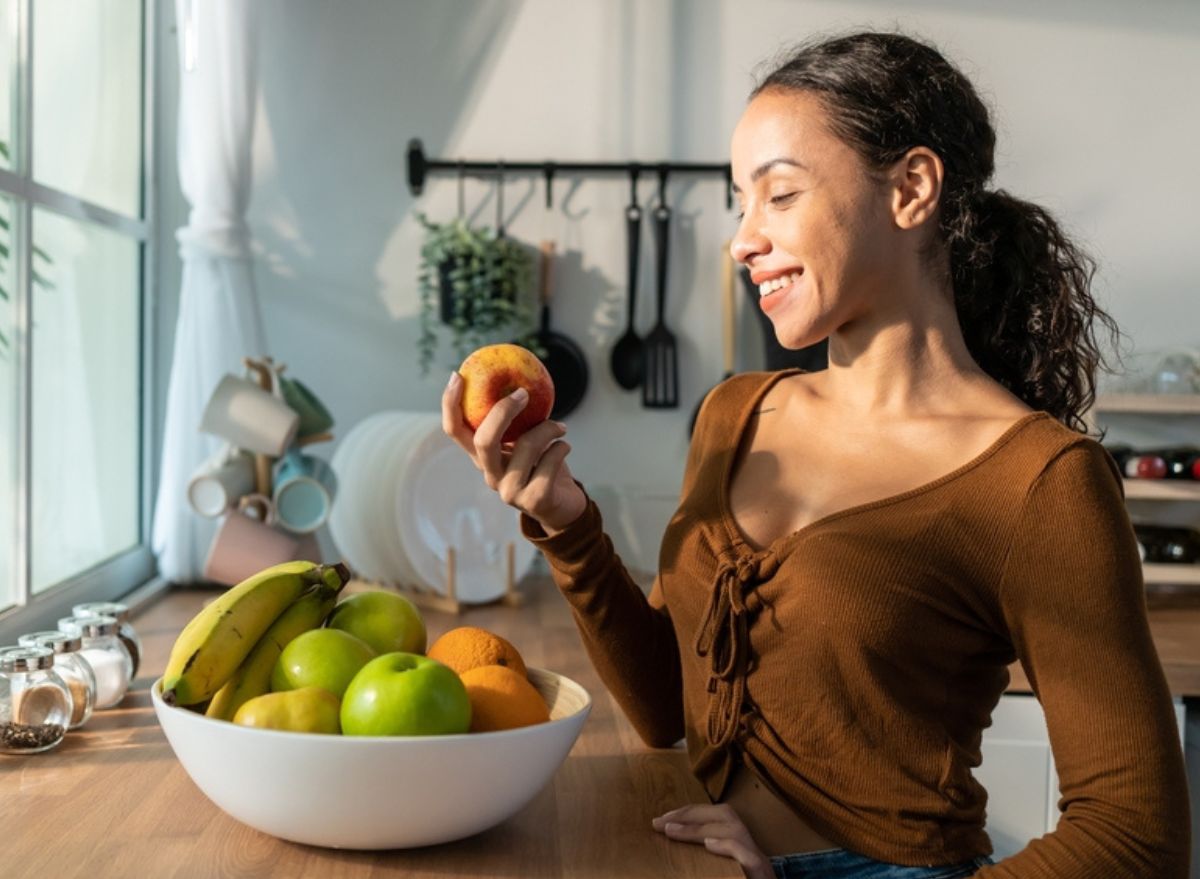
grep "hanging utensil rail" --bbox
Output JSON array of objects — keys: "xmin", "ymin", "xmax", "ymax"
[{"xmin": 406, "ymin": 138, "xmax": 733, "ymax": 209}]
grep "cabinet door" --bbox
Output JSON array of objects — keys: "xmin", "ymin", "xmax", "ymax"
[
  {"xmin": 976, "ymin": 694, "xmax": 1056, "ymax": 860},
  {"xmin": 978, "ymin": 694, "xmax": 1188, "ymax": 862}
]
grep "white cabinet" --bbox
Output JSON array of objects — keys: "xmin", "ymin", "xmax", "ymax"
[{"xmin": 977, "ymin": 693, "xmax": 1188, "ymax": 862}]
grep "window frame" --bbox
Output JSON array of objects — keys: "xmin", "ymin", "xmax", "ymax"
[{"xmin": 0, "ymin": 0, "xmax": 162, "ymax": 643}]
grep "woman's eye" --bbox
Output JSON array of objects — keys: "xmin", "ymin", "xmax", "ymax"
[{"xmin": 769, "ymin": 192, "xmax": 799, "ymax": 207}]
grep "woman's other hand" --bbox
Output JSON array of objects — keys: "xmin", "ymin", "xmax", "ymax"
[
  {"xmin": 653, "ymin": 803, "xmax": 774, "ymax": 879},
  {"xmin": 442, "ymin": 371, "xmax": 587, "ymax": 535}
]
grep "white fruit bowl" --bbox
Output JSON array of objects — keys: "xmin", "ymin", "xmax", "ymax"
[{"xmin": 151, "ymin": 667, "xmax": 591, "ymax": 849}]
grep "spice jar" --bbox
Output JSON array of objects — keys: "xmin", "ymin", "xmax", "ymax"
[
  {"xmin": 0, "ymin": 645, "xmax": 71, "ymax": 754},
  {"xmin": 18, "ymin": 630, "xmax": 97, "ymax": 729},
  {"xmin": 72, "ymin": 601, "xmax": 142, "ymax": 678},
  {"xmin": 57, "ymin": 615, "xmax": 133, "ymax": 710}
]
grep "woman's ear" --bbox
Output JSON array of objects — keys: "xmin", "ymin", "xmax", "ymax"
[{"xmin": 890, "ymin": 147, "xmax": 943, "ymax": 230}]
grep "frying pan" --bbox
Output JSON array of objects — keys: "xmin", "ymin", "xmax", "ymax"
[
  {"xmin": 688, "ymin": 242, "xmax": 736, "ymax": 437},
  {"xmin": 531, "ymin": 240, "xmax": 588, "ymax": 419}
]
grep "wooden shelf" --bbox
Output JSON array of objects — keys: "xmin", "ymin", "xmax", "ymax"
[
  {"xmin": 1123, "ymin": 480, "xmax": 1200, "ymax": 501},
  {"xmin": 1143, "ymin": 563, "xmax": 1200, "ymax": 586},
  {"xmin": 1093, "ymin": 393, "xmax": 1200, "ymax": 414}
]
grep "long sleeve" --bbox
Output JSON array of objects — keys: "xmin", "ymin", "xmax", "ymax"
[
  {"xmin": 978, "ymin": 441, "xmax": 1191, "ymax": 878},
  {"xmin": 520, "ymin": 492, "xmax": 684, "ymax": 748}
]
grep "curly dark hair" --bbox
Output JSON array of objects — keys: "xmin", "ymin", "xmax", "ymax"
[{"xmin": 753, "ymin": 30, "xmax": 1124, "ymax": 435}]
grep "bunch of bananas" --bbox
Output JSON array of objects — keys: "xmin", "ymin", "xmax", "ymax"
[{"xmin": 161, "ymin": 560, "xmax": 352, "ymax": 719}]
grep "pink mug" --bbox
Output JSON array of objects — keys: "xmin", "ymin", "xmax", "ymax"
[{"xmin": 203, "ymin": 501, "xmax": 301, "ymax": 587}]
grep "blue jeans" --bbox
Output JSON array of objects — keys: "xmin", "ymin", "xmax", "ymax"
[{"xmin": 771, "ymin": 848, "xmax": 994, "ymax": 878}]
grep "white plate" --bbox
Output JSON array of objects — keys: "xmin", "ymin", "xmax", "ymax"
[
  {"xmin": 346, "ymin": 414, "xmax": 403, "ymax": 582},
  {"xmin": 371, "ymin": 414, "xmax": 430, "ymax": 586},
  {"xmin": 328, "ymin": 412, "xmax": 393, "ymax": 580},
  {"xmin": 395, "ymin": 425, "xmax": 536, "ymax": 602}
]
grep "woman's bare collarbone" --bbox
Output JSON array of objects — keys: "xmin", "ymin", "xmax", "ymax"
[{"xmin": 727, "ymin": 373, "xmax": 1035, "ymax": 554}]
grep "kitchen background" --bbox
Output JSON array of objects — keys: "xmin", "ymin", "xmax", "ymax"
[{"xmin": 150, "ymin": 0, "xmax": 1199, "ymax": 575}]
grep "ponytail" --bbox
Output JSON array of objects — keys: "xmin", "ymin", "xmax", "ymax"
[{"xmin": 946, "ymin": 188, "xmax": 1120, "ymax": 435}]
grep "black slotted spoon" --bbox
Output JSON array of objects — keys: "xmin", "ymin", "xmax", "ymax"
[{"xmin": 642, "ymin": 200, "xmax": 678, "ymax": 408}]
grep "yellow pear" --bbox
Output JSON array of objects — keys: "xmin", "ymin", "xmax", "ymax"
[{"xmin": 232, "ymin": 686, "xmax": 341, "ymax": 734}]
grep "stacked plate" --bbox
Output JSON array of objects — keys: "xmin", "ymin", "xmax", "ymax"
[{"xmin": 328, "ymin": 412, "xmax": 537, "ymax": 603}]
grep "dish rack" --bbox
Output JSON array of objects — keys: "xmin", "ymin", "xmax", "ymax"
[{"xmin": 349, "ymin": 542, "xmax": 525, "ymax": 615}]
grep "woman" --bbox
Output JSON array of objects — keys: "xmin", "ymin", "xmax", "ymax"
[{"xmin": 441, "ymin": 30, "xmax": 1190, "ymax": 879}]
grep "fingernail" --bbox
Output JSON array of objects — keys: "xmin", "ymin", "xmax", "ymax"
[
  {"xmin": 704, "ymin": 838, "xmax": 717, "ymax": 847},
  {"xmin": 665, "ymin": 822, "xmax": 682, "ymax": 832},
  {"xmin": 447, "ymin": 372, "xmax": 460, "ymax": 388},
  {"xmin": 554, "ymin": 421, "xmax": 567, "ymax": 430},
  {"xmin": 512, "ymin": 388, "xmax": 528, "ymax": 400}
]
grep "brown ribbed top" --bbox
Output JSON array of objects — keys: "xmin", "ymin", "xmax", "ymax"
[{"xmin": 520, "ymin": 369, "xmax": 1190, "ymax": 877}]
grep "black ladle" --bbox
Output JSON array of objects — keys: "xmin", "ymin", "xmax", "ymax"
[{"xmin": 610, "ymin": 172, "xmax": 643, "ymax": 390}]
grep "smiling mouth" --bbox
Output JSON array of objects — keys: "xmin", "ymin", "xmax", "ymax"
[{"xmin": 758, "ymin": 270, "xmax": 803, "ymax": 298}]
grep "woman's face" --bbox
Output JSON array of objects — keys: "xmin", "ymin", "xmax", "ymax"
[{"xmin": 730, "ymin": 88, "xmax": 904, "ymax": 349}]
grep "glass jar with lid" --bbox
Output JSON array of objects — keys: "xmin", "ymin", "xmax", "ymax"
[
  {"xmin": 72, "ymin": 601, "xmax": 142, "ymax": 678},
  {"xmin": 0, "ymin": 645, "xmax": 71, "ymax": 754},
  {"xmin": 57, "ymin": 615, "xmax": 133, "ymax": 710},
  {"xmin": 18, "ymin": 630, "xmax": 97, "ymax": 729}
]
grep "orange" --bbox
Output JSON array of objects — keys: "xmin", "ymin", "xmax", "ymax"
[
  {"xmin": 459, "ymin": 664, "xmax": 550, "ymax": 732},
  {"xmin": 427, "ymin": 626, "xmax": 527, "ymax": 677}
]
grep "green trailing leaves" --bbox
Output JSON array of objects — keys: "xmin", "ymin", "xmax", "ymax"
[{"xmin": 416, "ymin": 213, "xmax": 545, "ymax": 375}]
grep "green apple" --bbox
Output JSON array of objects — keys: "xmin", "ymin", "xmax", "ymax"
[
  {"xmin": 271, "ymin": 628, "xmax": 376, "ymax": 698},
  {"xmin": 341, "ymin": 652, "xmax": 471, "ymax": 736},
  {"xmin": 327, "ymin": 590, "xmax": 427, "ymax": 655}
]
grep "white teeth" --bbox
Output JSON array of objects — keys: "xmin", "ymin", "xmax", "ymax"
[{"xmin": 758, "ymin": 271, "xmax": 803, "ymax": 298}]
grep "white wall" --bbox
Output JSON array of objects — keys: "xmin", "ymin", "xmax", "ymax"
[{"xmin": 153, "ymin": 0, "xmax": 1200, "ymax": 572}]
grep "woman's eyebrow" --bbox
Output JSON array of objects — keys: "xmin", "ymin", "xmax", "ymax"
[{"xmin": 731, "ymin": 157, "xmax": 809, "ymax": 193}]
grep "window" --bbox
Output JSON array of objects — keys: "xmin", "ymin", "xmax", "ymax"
[{"xmin": 0, "ymin": 0, "xmax": 156, "ymax": 641}]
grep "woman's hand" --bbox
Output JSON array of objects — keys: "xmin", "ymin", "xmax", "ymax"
[
  {"xmin": 441, "ymin": 372, "xmax": 587, "ymax": 535},
  {"xmin": 652, "ymin": 803, "xmax": 774, "ymax": 879}
]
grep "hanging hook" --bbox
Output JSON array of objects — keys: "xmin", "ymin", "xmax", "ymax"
[
  {"xmin": 543, "ymin": 162, "xmax": 556, "ymax": 209},
  {"xmin": 495, "ymin": 160, "xmax": 506, "ymax": 235},
  {"xmin": 657, "ymin": 164, "xmax": 669, "ymax": 208},
  {"xmin": 629, "ymin": 163, "xmax": 641, "ymax": 208},
  {"xmin": 456, "ymin": 160, "xmax": 466, "ymax": 220}
]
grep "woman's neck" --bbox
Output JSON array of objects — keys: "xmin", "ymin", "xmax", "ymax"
[{"xmin": 818, "ymin": 293, "xmax": 995, "ymax": 420}]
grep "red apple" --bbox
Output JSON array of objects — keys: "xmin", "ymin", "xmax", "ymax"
[{"xmin": 457, "ymin": 343, "xmax": 555, "ymax": 443}]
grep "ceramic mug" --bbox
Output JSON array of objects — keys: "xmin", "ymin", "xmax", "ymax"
[
  {"xmin": 203, "ymin": 500, "xmax": 301, "ymax": 587},
  {"xmin": 278, "ymin": 375, "xmax": 334, "ymax": 439},
  {"xmin": 187, "ymin": 445, "xmax": 256, "ymax": 518},
  {"xmin": 272, "ymin": 450, "xmax": 338, "ymax": 534},
  {"xmin": 199, "ymin": 374, "xmax": 300, "ymax": 457}
]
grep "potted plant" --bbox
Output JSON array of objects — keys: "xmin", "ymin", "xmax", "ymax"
[{"xmin": 416, "ymin": 213, "xmax": 543, "ymax": 375}]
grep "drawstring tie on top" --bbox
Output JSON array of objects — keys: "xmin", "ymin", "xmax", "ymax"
[{"xmin": 693, "ymin": 550, "xmax": 778, "ymax": 750}]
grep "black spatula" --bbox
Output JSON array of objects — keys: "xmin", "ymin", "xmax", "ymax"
[{"xmin": 642, "ymin": 202, "xmax": 678, "ymax": 408}]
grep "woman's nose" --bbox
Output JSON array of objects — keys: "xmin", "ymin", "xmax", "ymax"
[{"xmin": 731, "ymin": 221, "xmax": 770, "ymax": 266}]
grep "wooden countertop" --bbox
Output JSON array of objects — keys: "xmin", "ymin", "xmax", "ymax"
[
  {"xmin": 3, "ymin": 576, "xmax": 1196, "ymax": 878},
  {"xmin": 1005, "ymin": 588, "xmax": 1200, "ymax": 697},
  {"xmin": 0, "ymin": 576, "xmax": 740, "ymax": 879}
]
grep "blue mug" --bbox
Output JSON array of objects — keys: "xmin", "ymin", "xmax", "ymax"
[{"xmin": 272, "ymin": 450, "xmax": 338, "ymax": 534}]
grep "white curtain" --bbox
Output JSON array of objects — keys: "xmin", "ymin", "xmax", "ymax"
[{"xmin": 152, "ymin": 0, "xmax": 266, "ymax": 581}]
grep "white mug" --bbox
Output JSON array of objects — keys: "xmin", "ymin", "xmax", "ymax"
[
  {"xmin": 187, "ymin": 445, "xmax": 256, "ymax": 518},
  {"xmin": 199, "ymin": 374, "xmax": 300, "ymax": 457}
]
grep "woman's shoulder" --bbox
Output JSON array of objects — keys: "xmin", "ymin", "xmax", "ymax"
[
  {"xmin": 694, "ymin": 370, "xmax": 787, "ymax": 425},
  {"xmin": 1014, "ymin": 415, "xmax": 1124, "ymax": 498}
]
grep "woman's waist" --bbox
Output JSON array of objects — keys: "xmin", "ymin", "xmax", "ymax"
[{"xmin": 721, "ymin": 762, "xmax": 838, "ymax": 857}]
